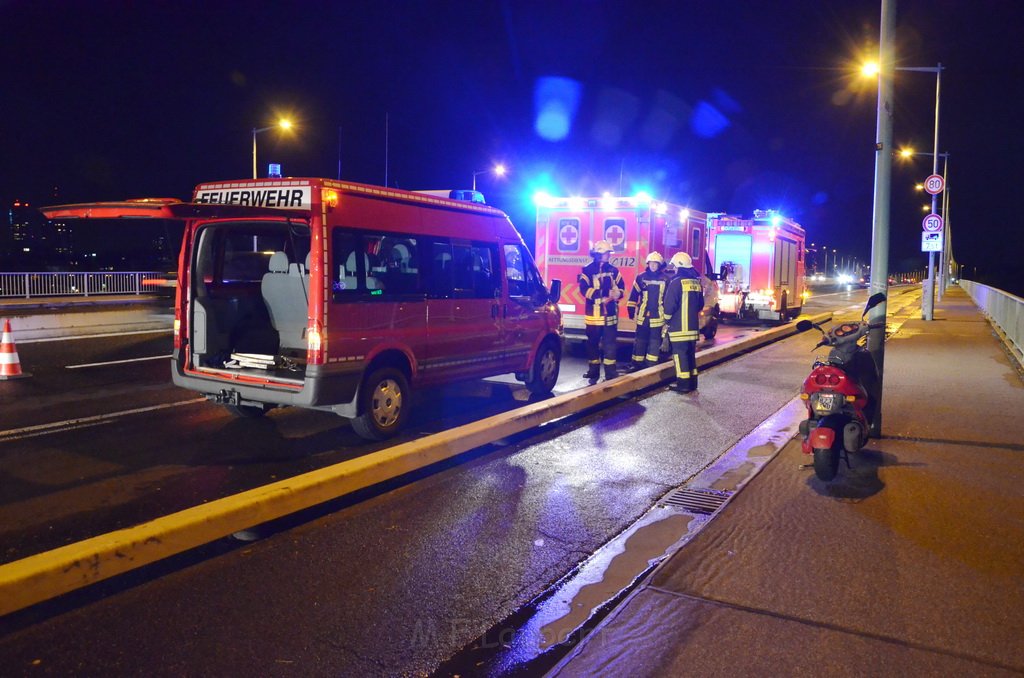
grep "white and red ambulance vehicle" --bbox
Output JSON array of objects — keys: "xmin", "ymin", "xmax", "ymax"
[
  {"xmin": 42, "ymin": 178, "xmax": 563, "ymax": 440},
  {"xmin": 534, "ymin": 193, "xmax": 720, "ymax": 345},
  {"xmin": 706, "ymin": 210, "xmax": 807, "ymax": 321}
]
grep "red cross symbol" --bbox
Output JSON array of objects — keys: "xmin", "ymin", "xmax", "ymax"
[
  {"xmin": 606, "ymin": 225, "xmax": 625, "ymax": 246},
  {"xmin": 560, "ymin": 225, "xmax": 579, "ymax": 247}
]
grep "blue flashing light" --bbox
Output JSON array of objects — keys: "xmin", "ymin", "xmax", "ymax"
[
  {"xmin": 691, "ymin": 101, "xmax": 731, "ymax": 138},
  {"xmin": 534, "ymin": 76, "xmax": 582, "ymax": 142},
  {"xmin": 533, "ymin": 190, "xmax": 554, "ymax": 208},
  {"xmin": 633, "ymin": 191, "xmax": 652, "ymax": 205},
  {"xmin": 771, "ymin": 214, "xmax": 782, "ymax": 227}
]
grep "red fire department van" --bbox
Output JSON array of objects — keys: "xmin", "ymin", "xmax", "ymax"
[
  {"xmin": 534, "ymin": 193, "xmax": 720, "ymax": 344},
  {"xmin": 41, "ymin": 178, "xmax": 564, "ymax": 440},
  {"xmin": 706, "ymin": 210, "xmax": 806, "ymax": 321}
]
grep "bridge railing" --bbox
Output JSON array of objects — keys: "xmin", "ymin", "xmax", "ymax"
[
  {"xmin": 960, "ymin": 280, "xmax": 1024, "ymax": 367},
  {"xmin": 0, "ymin": 272, "xmax": 169, "ymax": 298}
]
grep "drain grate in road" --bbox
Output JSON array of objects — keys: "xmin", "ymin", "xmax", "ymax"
[{"xmin": 661, "ymin": 487, "xmax": 733, "ymax": 514}]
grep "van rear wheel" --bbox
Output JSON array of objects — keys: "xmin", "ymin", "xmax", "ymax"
[
  {"xmin": 351, "ymin": 367, "xmax": 409, "ymax": 441},
  {"xmin": 524, "ymin": 339, "xmax": 561, "ymax": 395}
]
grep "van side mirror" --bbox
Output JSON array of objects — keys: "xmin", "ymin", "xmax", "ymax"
[{"xmin": 548, "ymin": 279, "xmax": 562, "ymax": 304}]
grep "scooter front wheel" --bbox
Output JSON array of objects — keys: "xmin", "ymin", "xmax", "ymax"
[{"xmin": 812, "ymin": 443, "xmax": 841, "ymax": 482}]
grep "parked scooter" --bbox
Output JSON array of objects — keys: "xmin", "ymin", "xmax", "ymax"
[{"xmin": 796, "ymin": 293, "xmax": 886, "ymax": 481}]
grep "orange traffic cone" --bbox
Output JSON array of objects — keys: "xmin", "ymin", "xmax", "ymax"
[{"xmin": 0, "ymin": 318, "xmax": 30, "ymax": 380}]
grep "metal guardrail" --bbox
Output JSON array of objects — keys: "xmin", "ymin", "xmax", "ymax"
[
  {"xmin": 959, "ymin": 280, "xmax": 1024, "ymax": 366},
  {"xmin": 0, "ymin": 272, "xmax": 168, "ymax": 298}
]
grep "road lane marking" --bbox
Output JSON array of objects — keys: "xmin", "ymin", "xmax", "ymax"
[
  {"xmin": 0, "ymin": 398, "xmax": 207, "ymax": 442},
  {"xmin": 66, "ymin": 355, "xmax": 172, "ymax": 369}
]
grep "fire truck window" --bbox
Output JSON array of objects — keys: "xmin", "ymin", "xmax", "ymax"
[
  {"xmin": 504, "ymin": 244, "xmax": 527, "ymax": 297},
  {"xmin": 691, "ymin": 228, "xmax": 701, "ymax": 258}
]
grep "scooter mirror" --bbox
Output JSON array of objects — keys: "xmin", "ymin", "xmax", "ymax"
[
  {"xmin": 796, "ymin": 319, "xmax": 814, "ymax": 332},
  {"xmin": 863, "ymin": 292, "xmax": 886, "ymax": 316}
]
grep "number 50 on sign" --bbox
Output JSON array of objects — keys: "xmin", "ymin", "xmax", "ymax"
[{"xmin": 922, "ymin": 213, "xmax": 944, "ymax": 232}]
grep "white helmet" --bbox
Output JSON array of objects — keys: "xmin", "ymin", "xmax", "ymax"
[
  {"xmin": 590, "ymin": 240, "xmax": 613, "ymax": 255},
  {"xmin": 645, "ymin": 251, "xmax": 665, "ymax": 266},
  {"xmin": 669, "ymin": 252, "xmax": 694, "ymax": 269}
]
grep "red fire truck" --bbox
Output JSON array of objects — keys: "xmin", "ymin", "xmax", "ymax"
[
  {"xmin": 706, "ymin": 209, "xmax": 806, "ymax": 321},
  {"xmin": 535, "ymin": 193, "xmax": 720, "ymax": 344}
]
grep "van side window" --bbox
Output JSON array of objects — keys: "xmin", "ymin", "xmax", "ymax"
[
  {"xmin": 331, "ymin": 227, "xmax": 419, "ymax": 301},
  {"xmin": 454, "ymin": 243, "xmax": 500, "ymax": 299},
  {"xmin": 428, "ymin": 241, "xmax": 455, "ymax": 298},
  {"xmin": 504, "ymin": 244, "xmax": 527, "ymax": 297}
]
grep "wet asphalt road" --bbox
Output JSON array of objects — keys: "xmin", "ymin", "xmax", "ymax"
[{"xmin": 0, "ymin": 287, "xmax": 894, "ymax": 674}]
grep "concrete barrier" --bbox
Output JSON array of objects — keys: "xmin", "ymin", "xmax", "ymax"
[
  {"xmin": 4, "ymin": 308, "xmax": 172, "ymax": 342},
  {"xmin": 0, "ymin": 312, "xmax": 831, "ymax": 617}
]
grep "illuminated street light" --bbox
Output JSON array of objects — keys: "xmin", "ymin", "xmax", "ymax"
[
  {"xmin": 252, "ymin": 119, "xmax": 293, "ymax": 179},
  {"xmin": 864, "ymin": 58, "xmax": 947, "ymax": 319},
  {"xmin": 472, "ymin": 164, "xmax": 507, "ymax": 191}
]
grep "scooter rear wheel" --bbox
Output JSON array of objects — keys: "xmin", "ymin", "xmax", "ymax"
[{"xmin": 812, "ymin": 442, "xmax": 842, "ymax": 482}]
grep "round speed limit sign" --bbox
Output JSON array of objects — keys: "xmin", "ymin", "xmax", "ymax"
[
  {"xmin": 924, "ymin": 174, "xmax": 945, "ymax": 195},
  {"xmin": 922, "ymin": 213, "xmax": 944, "ymax": 232}
]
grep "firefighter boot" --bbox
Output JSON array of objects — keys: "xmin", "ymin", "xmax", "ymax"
[
  {"xmin": 583, "ymin": 363, "xmax": 600, "ymax": 383},
  {"xmin": 669, "ymin": 379, "xmax": 692, "ymax": 393},
  {"xmin": 604, "ymin": 363, "xmax": 619, "ymax": 380}
]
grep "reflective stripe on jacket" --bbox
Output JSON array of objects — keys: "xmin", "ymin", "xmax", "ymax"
[
  {"xmin": 627, "ymin": 270, "xmax": 668, "ymax": 327},
  {"xmin": 663, "ymin": 269, "xmax": 704, "ymax": 341},
  {"xmin": 579, "ymin": 261, "xmax": 625, "ymax": 326}
]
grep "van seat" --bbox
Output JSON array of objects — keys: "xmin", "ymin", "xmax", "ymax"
[
  {"xmin": 262, "ymin": 251, "xmax": 309, "ymax": 351},
  {"xmin": 342, "ymin": 252, "xmax": 382, "ymax": 291}
]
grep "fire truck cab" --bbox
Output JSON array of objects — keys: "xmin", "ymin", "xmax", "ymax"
[
  {"xmin": 707, "ymin": 210, "xmax": 806, "ymax": 322},
  {"xmin": 535, "ymin": 194, "xmax": 721, "ymax": 344}
]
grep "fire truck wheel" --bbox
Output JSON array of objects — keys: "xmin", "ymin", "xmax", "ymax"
[
  {"xmin": 524, "ymin": 339, "xmax": 561, "ymax": 395},
  {"xmin": 351, "ymin": 367, "xmax": 410, "ymax": 441}
]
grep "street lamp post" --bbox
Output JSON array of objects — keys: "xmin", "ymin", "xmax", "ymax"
[
  {"xmin": 865, "ymin": 0, "xmax": 895, "ymax": 437},
  {"xmin": 472, "ymin": 164, "xmax": 506, "ymax": 191},
  {"xmin": 897, "ymin": 63, "xmax": 945, "ymax": 320},
  {"xmin": 252, "ymin": 119, "xmax": 292, "ymax": 179}
]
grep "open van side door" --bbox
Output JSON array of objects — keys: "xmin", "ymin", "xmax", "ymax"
[{"xmin": 39, "ymin": 198, "xmax": 308, "ymax": 222}]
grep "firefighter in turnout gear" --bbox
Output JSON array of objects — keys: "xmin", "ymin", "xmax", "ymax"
[
  {"xmin": 663, "ymin": 251, "xmax": 704, "ymax": 393},
  {"xmin": 626, "ymin": 251, "xmax": 668, "ymax": 371},
  {"xmin": 579, "ymin": 240, "xmax": 625, "ymax": 383}
]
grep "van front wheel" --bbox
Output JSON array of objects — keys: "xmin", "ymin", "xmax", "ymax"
[
  {"xmin": 524, "ymin": 340, "xmax": 561, "ymax": 395},
  {"xmin": 351, "ymin": 367, "xmax": 409, "ymax": 441}
]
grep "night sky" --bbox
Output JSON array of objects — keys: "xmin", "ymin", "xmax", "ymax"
[{"xmin": 3, "ymin": 1, "xmax": 1022, "ymax": 294}]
